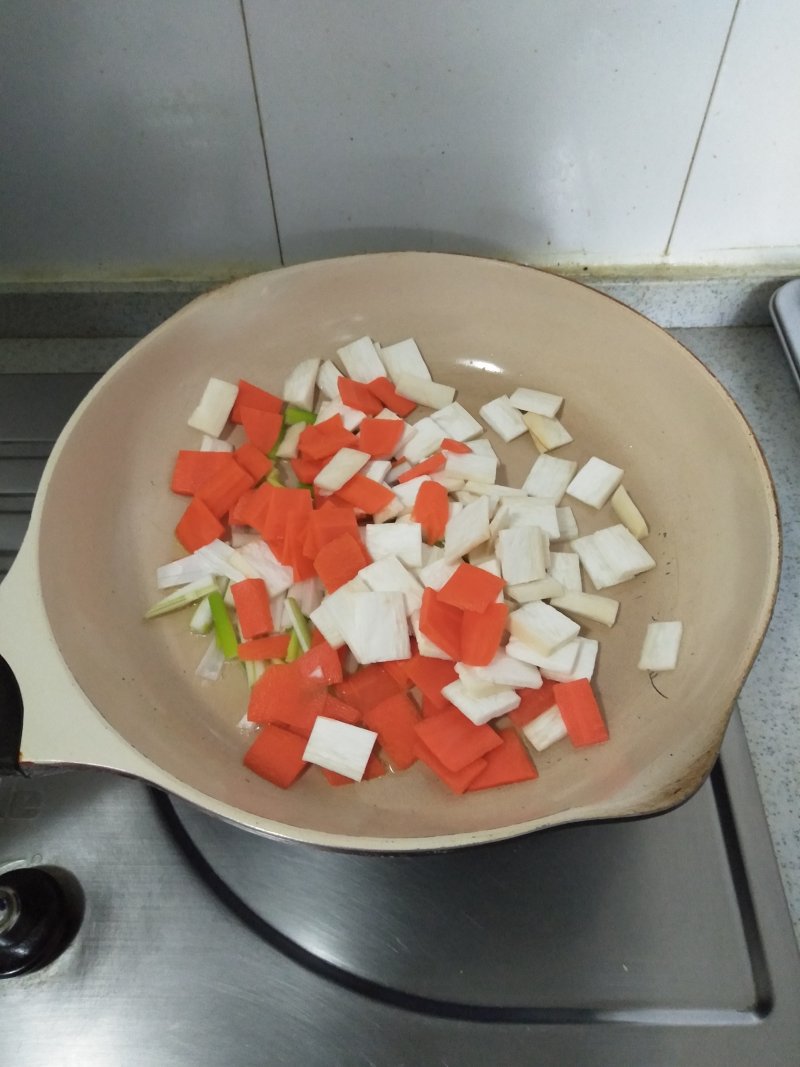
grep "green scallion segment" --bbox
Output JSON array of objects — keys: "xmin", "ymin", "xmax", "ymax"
[
  {"xmin": 285, "ymin": 597, "xmax": 312, "ymax": 652},
  {"xmin": 285, "ymin": 630, "xmax": 301, "ymax": 662},
  {"xmin": 284, "ymin": 406, "xmax": 317, "ymax": 426},
  {"xmin": 267, "ymin": 425, "xmax": 287, "ymax": 460},
  {"xmin": 266, "ymin": 468, "xmax": 284, "ymax": 487},
  {"xmin": 144, "ymin": 576, "xmax": 218, "ymax": 620},
  {"xmin": 208, "ymin": 590, "xmax": 239, "ymax": 660}
]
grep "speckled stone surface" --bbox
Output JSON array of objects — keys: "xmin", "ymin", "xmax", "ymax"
[{"xmin": 670, "ymin": 326, "xmax": 800, "ymax": 946}]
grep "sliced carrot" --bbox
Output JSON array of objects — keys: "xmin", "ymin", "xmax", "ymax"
[
  {"xmin": 465, "ymin": 728, "xmax": 538, "ymax": 790},
  {"xmin": 459, "ymin": 602, "xmax": 508, "ymax": 667},
  {"xmin": 294, "ymin": 640, "xmax": 344, "ymax": 685},
  {"xmin": 313, "ymin": 531, "xmax": 371, "ymax": 593},
  {"xmin": 260, "ymin": 486, "xmax": 313, "ymax": 543},
  {"xmin": 382, "ymin": 658, "xmax": 413, "ymax": 690},
  {"xmin": 170, "ymin": 451, "xmax": 231, "ymax": 496},
  {"xmin": 234, "ymin": 442, "xmax": 273, "ymax": 482},
  {"xmin": 414, "ymin": 706, "xmax": 503, "ymax": 772},
  {"xmin": 175, "ymin": 496, "xmax": 225, "ymax": 552},
  {"xmin": 440, "ymin": 437, "xmax": 471, "ymax": 454},
  {"xmin": 437, "ymin": 563, "xmax": 505, "ymax": 613},
  {"xmin": 240, "ymin": 407, "xmax": 283, "ymax": 454},
  {"xmin": 299, "ymin": 414, "xmax": 359, "ymax": 460},
  {"xmin": 235, "ymin": 482, "xmax": 277, "ymax": 533},
  {"xmin": 195, "ymin": 457, "xmax": 256, "ymax": 520},
  {"xmin": 302, "ymin": 503, "xmax": 359, "ymax": 561},
  {"xmin": 411, "ymin": 480, "xmax": 449, "ymax": 545},
  {"xmin": 414, "ymin": 738, "xmax": 487, "ymax": 794},
  {"xmin": 334, "ymin": 474, "xmax": 396, "ymax": 515},
  {"xmin": 229, "ymin": 488, "xmax": 258, "ymax": 527},
  {"xmin": 231, "ymin": 379, "xmax": 283, "ymax": 422},
  {"xmin": 404, "ymin": 653, "xmax": 458, "ymax": 708},
  {"xmin": 362, "ymin": 693, "xmax": 420, "ymax": 771},
  {"xmin": 290, "ymin": 455, "xmax": 326, "ymax": 484},
  {"xmin": 508, "ymin": 681, "xmax": 557, "ymax": 727},
  {"xmin": 338, "ymin": 376, "xmax": 383, "ymax": 415},
  {"xmin": 419, "ymin": 588, "xmax": 463, "ymax": 662},
  {"xmin": 333, "ymin": 664, "xmax": 403, "ymax": 714},
  {"xmin": 321, "ymin": 693, "xmax": 361, "ymax": 726},
  {"xmin": 421, "ymin": 696, "xmax": 452, "ymax": 718},
  {"xmin": 322, "ymin": 752, "xmax": 386, "ymax": 786},
  {"xmin": 553, "ymin": 679, "xmax": 609, "ymax": 747},
  {"xmin": 237, "ymin": 634, "xmax": 292, "ymax": 661},
  {"xmin": 230, "ymin": 578, "xmax": 273, "ymax": 639},
  {"xmin": 396, "ymin": 453, "xmax": 445, "ymax": 483},
  {"xmin": 247, "ymin": 663, "xmax": 327, "ymax": 734},
  {"xmin": 243, "ymin": 724, "xmax": 309, "ymax": 789},
  {"xmin": 283, "ymin": 510, "xmax": 317, "ymax": 581},
  {"xmin": 366, "ymin": 376, "xmax": 416, "ymax": 418},
  {"xmin": 357, "ymin": 417, "xmax": 404, "ymax": 458}
]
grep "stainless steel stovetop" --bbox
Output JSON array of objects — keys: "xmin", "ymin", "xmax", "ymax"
[{"xmin": 1, "ymin": 372, "xmax": 799, "ymax": 1066}]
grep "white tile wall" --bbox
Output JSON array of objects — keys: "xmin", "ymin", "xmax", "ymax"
[
  {"xmin": 668, "ymin": 0, "xmax": 800, "ymax": 264},
  {"xmin": 244, "ymin": 0, "xmax": 735, "ymax": 266},
  {"xmin": 0, "ymin": 0, "xmax": 280, "ymax": 279}
]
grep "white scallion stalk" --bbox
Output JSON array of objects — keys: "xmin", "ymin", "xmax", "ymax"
[
  {"xmin": 287, "ymin": 577, "xmax": 324, "ymax": 618},
  {"xmin": 523, "ymin": 411, "xmax": 573, "ymax": 453},
  {"xmin": 285, "ymin": 596, "xmax": 312, "ymax": 653},
  {"xmin": 457, "ymin": 652, "xmax": 543, "ymax": 690},
  {"xmin": 638, "ymin": 621, "xmax": 683, "ymax": 671},
  {"xmin": 337, "ymin": 337, "xmax": 385, "ymax": 382},
  {"xmin": 441, "ymin": 680, "xmax": 521, "ymax": 726},
  {"xmin": 508, "ymin": 386, "xmax": 564, "ymax": 418},
  {"xmin": 364, "ymin": 523, "xmax": 423, "ymax": 568},
  {"xmin": 548, "ymin": 551, "xmax": 582, "ymax": 592},
  {"xmin": 275, "ymin": 421, "xmax": 306, "ymax": 459},
  {"xmin": 189, "ymin": 596, "xmax": 214, "ymax": 634},
  {"xmin": 379, "ymin": 338, "xmax": 431, "ymax": 383},
  {"xmin": 541, "ymin": 636, "xmax": 599, "ymax": 683},
  {"xmin": 443, "ymin": 452, "xmax": 498, "ymax": 484},
  {"xmin": 497, "ymin": 526, "xmax": 550, "ymax": 585},
  {"xmin": 156, "ymin": 555, "xmax": 214, "ymax": 589},
  {"xmin": 571, "ymin": 525, "xmax": 656, "ymax": 590},
  {"xmin": 237, "ymin": 540, "xmax": 295, "ymax": 596},
  {"xmin": 505, "ymin": 636, "xmax": 581, "ymax": 674},
  {"xmin": 431, "ymin": 402, "xmax": 483, "ymax": 442},
  {"xmin": 508, "ymin": 601, "xmax": 581, "ymax": 656},
  {"xmin": 335, "ymin": 591, "xmax": 410, "ymax": 664},
  {"xmin": 550, "ymin": 590, "xmax": 619, "ymax": 628},
  {"xmin": 522, "ymin": 706, "xmax": 568, "ymax": 751},
  {"xmin": 187, "ymin": 378, "xmax": 238, "ymax": 437},
  {"xmin": 521, "ymin": 455, "xmax": 578, "ymax": 503},
  {"xmin": 283, "ymin": 358, "xmax": 320, "ymax": 411},
  {"xmin": 145, "ymin": 576, "xmax": 219, "ymax": 619},
  {"xmin": 567, "ymin": 457, "xmax": 624, "ymax": 510},
  {"xmin": 316, "ymin": 398, "xmax": 366, "ymax": 431},
  {"xmin": 317, "ymin": 359, "xmax": 343, "ymax": 400},
  {"xmin": 554, "ymin": 506, "xmax": 580, "ymax": 541},
  {"xmin": 611, "ymin": 485, "xmax": 649, "ymax": 540},
  {"xmin": 394, "ymin": 373, "xmax": 455, "ymax": 409},
  {"xmin": 443, "ymin": 495, "xmax": 491, "ymax": 562},
  {"xmin": 479, "ymin": 395, "xmax": 528, "ymax": 442},
  {"xmin": 303, "ymin": 717, "xmax": 378, "ymax": 781},
  {"xmin": 402, "ymin": 417, "xmax": 445, "ymax": 464},
  {"xmin": 244, "ymin": 659, "xmax": 267, "ymax": 690},
  {"xmin": 314, "ymin": 448, "xmax": 371, "ymax": 492},
  {"xmin": 506, "ymin": 577, "xmax": 565, "ymax": 603},
  {"xmin": 195, "ymin": 636, "xmax": 226, "ymax": 682},
  {"xmin": 200, "ymin": 434, "xmax": 233, "ymax": 453},
  {"xmin": 195, "ymin": 540, "xmax": 257, "ymax": 582}
]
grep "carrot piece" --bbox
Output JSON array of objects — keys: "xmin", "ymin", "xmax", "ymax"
[
  {"xmin": 231, "ymin": 578, "xmax": 273, "ymax": 639},
  {"xmin": 260, "ymin": 486, "xmax": 313, "ymax": 543},
  {"xmin": 237, "ymin": 634, "xmax": 292, "ymax": 661},
  {"xmin": 321, "ymin": 693, "xmax": 362, "ymax": 726},
  {"xmin": 411, "ymin": 480, "xmax": 449, "ymax": 545},
  {"xmin": 362, "ymin": 693, "xmax": 420, "ymax": 770},
  {"xmin": 414, "ymin": 738, "xmax": 488, "ymax": 794},
  {"xmin": 195, "ymin": 457, "xmax": 256, "ymax": 520},
  {"xmin": 437, "ymin": 563, "xmax": 505, "ymax": 613},
  {"xmin": 338, "ymin": 376, "xmax": 383, "ymax": 415},
  {"xmin": 508, "ymin": 682, "xmax": 557, "ymax": 727},
  {"xmin": 334, "ymin": 474, "xmax": 396, "ymax": 515},
  {"xmin": 415, "ymin": 706, "xmax": 503, "ymax": 772},
  {"xmin": 283, "ymin": 510, "xmax": 318, "ymax": 581},
  {"xmin": 357, "ymin": 417, "xmax": 404, "ymax": 458},
  {"xmin": 290, "ymin": 456, "xmax": 326, "ymax": 484},
  {"xmin": 170, "ymin": 451, "xmax": 231, "ymax": 496},
  {"xmin": 366, "ymin": 376, "xmax": 416, "ymax": 418},
  {"xmin": 459, "ymin": 602, "xmax": 508, "ymax": 667},
  {"xmin": 396, "ymin": 453, "xmax": 445, "ymax": 483},
  {"xmin": 553, "ymin": 679, "xmax": 609, "ymax": 747},
  {"xmin": 229, "ymin": 488, "xmax": 258, "ymax": 527},
  {"xmin": 243, "ymin": 724, "xmax": 309, "ymax": 788},
  {"xmin": 419, "ymin": 588, "xmax": 463, "ymax": 661},
  {"xmin": 333, "ymin": 664, "xmax": 403, "ymax": 713},
  {"xmin": 234, "ymin": 442, "xmax": 273, "ymax": 482},
  {"xmin": 421, "ymin": 696, "xmax": 451, "ymax": 718},
  {"xmin": 247, "ymin": 663, "xmax": 328, "ymax": 735},
  {"xmin": 240, "ymin": 407, "xmax": 283, "ymax": 454},
  {"xmin": 294, "ymin": 640, "xmax": 345, "ymax": 685},
  {"xmin": 313, "ymin": 532, "xmax": 371, "ymax": 593},
  {"xmin": 302, "ymin": 504, "xmax": 359, "ymax": 561},
  {"xmin": 322, "ymin": 752, "xmax": 386, "ymax": 785},
  {"xmin": 231, "ymin": 379, "xmax": 283, "ymax": 422},
  {"xmin": 299, "ymin": 415, "xmax": 359, "ymax": 460},
  {"xmin": 382, "ymin": 658, "xmax": 413, "ymax": 690},
  {"xmin": 440, "ymin": 437, "xmax": 471, "ymax": 454},
  {"xmin": 465, "ymin": 728, "xmax": 538, "ymax": 790},
  {"xmin": 404, "ymin": 653, "xmax": 458, "ymax": 708},
  {"xmin": 235, "ymin": 482, "xmax": 277, "ymax": 533},
  {"xmin": 175, "ymin": 496, "xmax": 225, "ymax": 552}
]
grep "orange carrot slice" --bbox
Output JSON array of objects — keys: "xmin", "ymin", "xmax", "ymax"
[
  {"xmin": 437, "ymin": 563, "xmax": 505, "ymax": 613},
  {"xmin": 234, "ymin": 442, "xmax": 273, "ymax": 482},
  {"xmin": 362, "ymin": 692, "xmax": 420, "ymax": 770},
  {"xmin": 357, "ymin": 417, "xmax": 404, "ymax": 458},
  {"xmin": 333, "ymin": 664, "xmax": 403, "ymax": 713},
  {"xmin": 419, "ymin": 588, "xmax": 463, "ymax": 661},
  {"xmin": 243, "ymin": 724, "xmax": 309, "ymax": 788},
  {"xmin": 230, "ymin": 578, "xmax": 273, "ymax": 639},
  {"xmin": 366, "ymin": 376, "xmax": 416, "ymax": 417},
  {"xmin": 170, "ymin": 451, "xmax": 231, "ymax": 496},
  {"xmin": 175, "ymin": 496, "xmax": 225, "ymax": 552},
  {"xmin": 299, "ymin": 415, "xmax": 359, "ymax": 460},
  {"xmin": 231, "ymin": 379, "xmax": 283, "ymax": 422},
  {"xmin": 237, "ymin": 634, "xmax": 292, "ymax": 661},
  {"xmin": 411, "ymin": 480, "xmax": 449, "ymax": 545},
  {"xmin": 414, "ymin": 706, "xmax": 503, "ymax": 772},
  {"xmin": 465, "ymin": 728, "xmax": 538, "ymax": 790},
  {"xmin": 404, "ymin": 654, "xmax": 458, "ymax": 708},
  {"xmin": 247, "ymin": 663, "xmax": 327, "ymax": 734},
  {"xmin": 440, "ymin": 437, "xmax": 471, "ymax": 454},
  {"xmin": 313, "ymin": 532, "xmax": 371, "ymax": 593},
  {"xmin": 240, "ymin": 407, "xmax": 283, "ymax": 454},
  {"xmin": 459, "ymin": 602, "xmax": 508, "ymax": 667},
  {"xmin": 553, "ymin": 679, "xmax": 609, "ymax": 747},
  {"xmin": 396, "ymin": 453, "xmax": 445, "ymax": 482},
  {"xmin": 508, "ymin": 682, "xmax": 557, "ymax": 727},
  {"xmin": 321, "ymin": 693, "xmax": 362, "ymax": 726},
  {"xmin": 414, "ymin": 737, "xmax": 487, "ymax": 794},
  {"xmin": 338, "ymin": 377, "xmax": 383, "ymax": 415},
  {"xmin": 334, "ymin": 474, "xmax": 396, "ymax": 514},
  {"xmin": 195, "ymin": 457, "xmax": 256, "ymax": 519}
]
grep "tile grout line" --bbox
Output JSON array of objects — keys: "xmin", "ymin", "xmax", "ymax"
[
  {"xmin": 239, "ymin": 0, "xmax": 285, "ymax": 265},
  {"xmin": 663, "ymin": 0, "xmax": 742, "ymax": 257}
]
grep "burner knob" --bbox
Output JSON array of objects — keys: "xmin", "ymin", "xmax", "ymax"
[{"xmin": 0, "ymin": 868, "xmax": 78, "ymax": 978}]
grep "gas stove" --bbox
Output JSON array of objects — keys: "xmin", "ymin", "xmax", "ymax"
[{"xmin": 1, "ymin": 370, "xmax": 799, "ymax": 1066}]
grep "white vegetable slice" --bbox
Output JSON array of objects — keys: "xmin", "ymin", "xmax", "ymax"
[
  {"xmin": 443, "ymin": 495, "xmax": 491, "ymax": 562},
  {"xmin": 467, "ymin": 481, "xmax": 527, "ymax": 502},
  {"xmin": 402, "ymin": 416, "xmax": 444, "ymax": 464},
  {"xmin": 479, "ymin": 395, "xmax": 528, "ymax": 442},
  {"xmin": 283, "ymin": 358, "xmax": 320, "ymax": 410},
  {"xmin": 550, "ymin": 590, "xmax": 619, "ymax": 627},
  {"xmin": 522, "ymin": 455, "xmax": 578, "ymax": 503},
  {"xmin": 416, "ymin": 557, "xmax": 460, "ymax": 590},
  {"xmin": 157, "ymin": 554, "xmax": 213, "ymax": 589},
  {"xmin": 359, "ymin": 555, "xmax": 424, "ymax": 615},
  {"xmin": 491, "ymin": 499, "xmax": 560, "ymax": 540},
  {"xmin": 522, "ymin": 706, "xmax": 568, "ymax": 751},
  {"xmin": 523, "ymin": 411, "xmax": 573, "ymax": 453},
  {"xmin": 196, "ymin": 540, "xmax": 258, "ymax": 581},
  {"xmin": 373, "ymin": 496, "xmax": 406, "ymax": 524},
  {"xmin": 430, "ymin": 473, "xmax": 467, "ymax": 492},
  {"xmin": 196, "ymin": 636, "xmax": 225, "ymax": 682},
  {"xmin": 336, "ymin": 591, "xmax": 411, "ymax": 663},
  {"xmin": 287, "ymin": 577, "xmax": 324, "ymax": 618},
  {"xmin": 418, "ymin": 544, "xmax": 445, "ymax": 567},
  {"xmin": 611, "ymin": 485, "xmax": 649, "ymax": 540},
  {"xmin": 336, "ymin": 337, "xmax": 385, "ymax": 383},
  {"xmin": 441, "ymin": 681, "xmax": 521, "ymax": 726},
  {"xmin": 200, "ymin": 434, "xmax": 233, "ymax": 453},
  {"xmin": 456, "ymin": 652, "xmax": 543, "ymax": 690},
  {"xmin": 567, "ymin": 457, "xmax": 624, "ymax": 509},
  {"xmin": 316, "ymin": 398, "xmax": 366, "ymax": 431},
  {"xmin": 308, "ymin": 577, "xmax": 369, "ymax": 648},
  {"xmin": 497, "ymin": 526, "xmax": 550, "ymax": 584},
  {"xmin": 638, "ymin": 621, "xmax": 683, "ymax": 671},
  {"xmin": 187, "ymin": 378, "xmax": 238, "ymax": 437},
  {"xmin": 508, "ymin": 601, "xmax": 581, "ymax": 656},
  {"xmin": 379, "ymin": 338, "xmax": 431, "ymax": 383},
  {"xmin": 555, "ymin": 506, "xmax": 580, "ymax": 541},
  {"xmin": 548, "ymin": 551, "xmax": 582, "ymax": 592},
  {"xmin": 393, "ymin": 475, "xmax": 430, "ymax": 508},
  {"xmin": 316, "ymin": 359, "xmax": 343, "ymax": 400},
  {"xmin": 410, "ymin": 609, "xmax": 451, "ymax": 659},
  {"xmin": 454, "ymin": 670, "xmax": 507, "ymax": 698},
  {"xmin": 506, "ymin": 577, "xmax": 565, "ymax": 603},
  {"xmin": 431, "ymin": 402, "xmax": 483, "ymax": 442},
  {"xmin": 541, "ymin": 637, "xmax": 599, "ymax": 683},
  {"xmin": 364, "ymin": 523, "xmax": 423, "ymax": 568},
  {"xmin": 443, "ymin": 452, "xmax": 498, "ymax": 484},
  {"xmin": 363, "ymin": 459, "xmax": 392, "ymax": 483},
  {"xmin": 469, "ymin": 438, "xmax": 499, "ymax": 461},
  {"xmin": 237, "ymin": 540, "xmax": 296, "ymax": 595},
  {"xmin": 506, "ymin": 636, "xmax": 581, "ymax": 674},
  {"xmin": 314, "ymin": 448, "xmax": 371, "ymax": 492},
  {"xmin": 508, "ymin": 386, "xmax": 564, "ymax": 417},
  {"xmin": 386, "ymin": 460, "xmax": 411, "ymax": 484},
  {"xmin": 571, "ymin": 525, "xmax": 656, "ymax": 590},
  {"xmin": 274, "ymin": 421, "xmax": 306, "ymax": 459},
  {"xmin": 303, "ymin": 717, "xmax": 378, "ymax": 781},
  {"xmin": 395, "ymin": 373, "xmax": 455, "ymax": 409}
]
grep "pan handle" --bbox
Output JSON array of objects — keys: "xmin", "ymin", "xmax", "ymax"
[{"xmin": 0, "ymin": 654, "xmax": 23, "ymax": 776}]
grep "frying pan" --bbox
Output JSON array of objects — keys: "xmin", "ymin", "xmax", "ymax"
[{"xmin": 0, "ymin": 253, "xmax": 780, "ymax": 851}]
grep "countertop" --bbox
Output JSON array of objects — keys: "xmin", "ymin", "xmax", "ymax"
[{"xmin": 0, "ymin": 314, "xmax": 798, "ymax": 947}]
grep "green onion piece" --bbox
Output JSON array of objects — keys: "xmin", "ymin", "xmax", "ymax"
[
  {"xmin": 267, "ymin": 425, "xmax": 286, "ymax": 460},
  {"xmin": 284, "ymin": 406, "xmax": 317, "ymax": 426},
  {"xmin": 144, "ymin": 576, "xmax": 218, "ymax": 620},
  {"xmin": 285, "ymin": 631, "xmax": 301, "ymax": 662},
  {"xmin": 266, "ymin": 468, "xmax": 284, "ymax": 487},
  {"xmin": 208, "ymin": 591, "xmax": 239, "ymax": 659},
  {"xmin": 244, "ymin": 659, "xmax": 266, "ymax": 689},
  {"xmin": 189, "ymin": 596, "xmax": 214, "ymax": 635},
  {"xmin": 285, "ymin": 597, "xmax": 312, "ymax": 653}
]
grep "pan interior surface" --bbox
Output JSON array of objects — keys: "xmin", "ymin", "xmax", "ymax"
[{"xmin": 36, "ymin": 254, "xmax": 779, "ymax": 845}]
